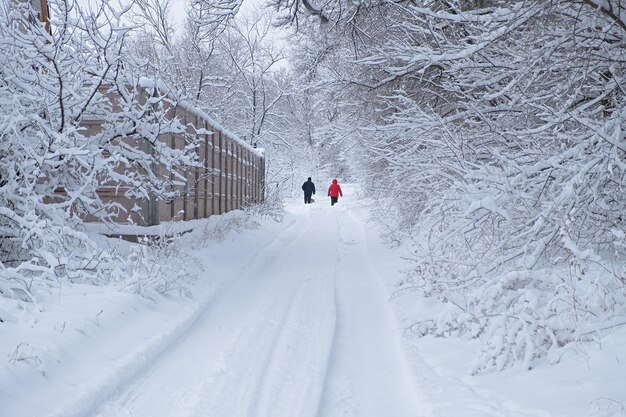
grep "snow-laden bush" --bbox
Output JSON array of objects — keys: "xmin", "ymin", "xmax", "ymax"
[
  {"xmin": 0, "ymin": 0, "xmax": 198, "ymax": 306},
  {"xmin": 112, "ymin": 234, "xmax": 199, "ymax": 299},
  {"xmin": 198, "ymin": 211, "xmax": 259, "ymax": 244},
  {"xmin": 402, "ymin": 118, "xmax": 626, "ymax": 370},
  {"xmin": 197, "ymin": 195, "xmax": 285, "ymax": 245}
]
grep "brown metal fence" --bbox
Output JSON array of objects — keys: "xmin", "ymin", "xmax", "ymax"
[{"xmin": 82, "ymin": 85, "xmax": 266, "ymax": 226}]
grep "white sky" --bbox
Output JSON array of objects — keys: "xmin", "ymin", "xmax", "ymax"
[
  {"xmin": 169, "ymin": 0, "xmax": 266, "ymax": 33},
  {"xmin": 73, "ymin": 0, "xmax": 289, "ymax": 70},
  {"xmin": 169, "ymin": 0, "xmax": 290, "ymax": 70}
]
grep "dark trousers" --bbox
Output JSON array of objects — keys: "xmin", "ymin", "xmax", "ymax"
[
  {"xmin": 304, "ymin": 192, "xmax": 313, "ymax": 204},
  {"xmin": 330, "ymin": 196, "xmax": 338, "ymax": 206}
]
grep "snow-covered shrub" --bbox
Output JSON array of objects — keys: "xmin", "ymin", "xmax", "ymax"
[
  {"xmin": 247, "ymin": 177, "xmax": 285, "ymax": 221},
  {"xmin": 405, "ymin": 126, "xmax": 626, "ymax": 370},
  {"xmin": 0, "ymin": 0, "xmax": 198, "ymax": 305},
  {"xmin": 8, "ymin": 342, "xmax": 47, "ymax": 376},
  {"xmin": 198, "ymin": 209, "xmax": 262, "ymax": 244},
  {"xmin": 112, "ymin": 234, "xmax": 199, "ymax": 298}
]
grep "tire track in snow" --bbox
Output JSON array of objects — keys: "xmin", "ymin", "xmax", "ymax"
[
  {"xmin": 244, "ymin": 203, "xmax": 345, "ymax": 417},
  {"xmin": 312, "ymin": 217, "xmax": 345, "ymax": 417},
  {"xmin": 250, "ymin": 253, "xmax": 338, "ymax": 416},
  {"xmin": 80, "ymin": 216, "xmax": 307, "ymax": 417},
  {"xmin": 92, "ymin": 208, "xmax": 339, "ymax": 417},
  {"xmin": 315, "ymin": 207, "xmax": 425, "ymax": 417},
  {"xmin": 191, "ymin": 208, "xmax": 340, "ymax": 417}
]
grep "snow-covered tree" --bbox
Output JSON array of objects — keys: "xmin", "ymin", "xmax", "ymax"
[{"xmin": 0, "ymin": 0, "xmax": 197, "ymax": 303}]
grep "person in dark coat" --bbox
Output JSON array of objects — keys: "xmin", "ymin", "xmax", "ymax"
[
  {"xmin": 327, "ymin": 179, "xmax": 343, "ymax": 206},
  {"xmin": 302, "ymin": 177, "xmax": 316, "ymax": 204}
]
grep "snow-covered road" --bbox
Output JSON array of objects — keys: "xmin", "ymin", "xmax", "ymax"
[
  {"xmin": 90, "ymin": 193, "xmax": 423, "ymax": 417},
  {"xmin": 3, "ymin": 187, "xmax": 623, "ymax": 417}
]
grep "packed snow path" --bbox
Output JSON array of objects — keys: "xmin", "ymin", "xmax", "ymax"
[
  {"xmin": 4, "ymin": 191, "xmax": 611, "ymax": 417},
  {"xmin": 91, "ymin": 194, "xmax": 423, "ymax": 417}
]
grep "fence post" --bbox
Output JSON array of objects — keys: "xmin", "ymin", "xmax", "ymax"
[
  {"xmin": 194, "ymin": 114, "xmax": 200, "ymax": 220},
  {"xmin": 138, "ymin": 86, "xmax": 160, "ymax": 226},
  {"xmin": 211, "ymin": 129, "xmax": 216, "ymax": 216},
  {"xmin": 170, "ymin": 133, "xmax": 176, "ymax": 220},
  {"xmin": 252, "ymin": 154, "xmax": 255, "ymax": 203},
  {"xmin": 229, "ymin": 140, "xmax": 234, "ymax": 211},
  {"xmin": 236, "ymin": 144, "xmax": 241, "ymax": 209},
  {"xmin": 261, "ymin": 156, "xmax": 266, "ymax": 203},
  {"xmin": 218, "ymin": 131, "xmax": 224, "ymax": 214},
  {"xmin": 203, "ymin": 118, "xmax": 209, "ymax": 218}
]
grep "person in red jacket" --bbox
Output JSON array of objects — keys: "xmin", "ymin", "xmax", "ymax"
[{"xmin": 327, "ymin": 179, "xmax": 343, "ymax": 206}]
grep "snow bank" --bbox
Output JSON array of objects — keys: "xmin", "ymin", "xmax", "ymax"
[
  {"xmin": 0, "ymin": 207, "xmax": 287, "ymax": 417},
  {"xmin": 354, "ymin": 197, "xmax": 626, "ymax": 417}
]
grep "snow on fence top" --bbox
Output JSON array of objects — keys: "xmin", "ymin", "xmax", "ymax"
[{"xmin": 138, "ymin": 77, "xmax": 263, "ymax": 157}]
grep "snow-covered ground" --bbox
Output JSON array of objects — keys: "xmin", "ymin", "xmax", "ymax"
[
  {"xmin": 354, "ymin": 199, "xmax": 626, "ymax": 417},
  {"xmin": 1, "ymin": 185, "xmax": 624, "ymax": 417}
]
